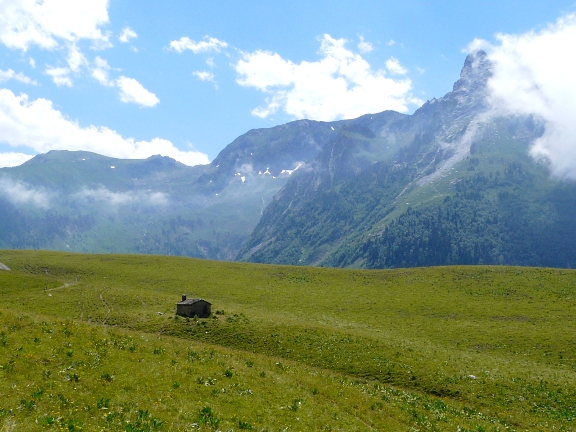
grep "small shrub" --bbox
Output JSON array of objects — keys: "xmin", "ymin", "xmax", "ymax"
[
  {"xmin": 238, "ymin": 420, "xmax": 253, "ymax": 430},
  {"xmin": 0, "ymin": 359, "xmax": 15, "ymax": 372},
  {"xmin": 20, "ymin": 399, "xmax": 35, "ymax": 410},
  {"xmin": 96, "ymin": 397, "xmax": 110, "ymax": 409},
  {"xmin": 104, "ymin": 412, "xmax": 118, "ymax": 422},
  {"xmin": 64, "ymin": 371, "xmax": 80, "ymax": 382},
  {"xmin": 32, "ymin": 388, "xmax": 44, "ymax": 399},
  {"xmin": 101, "ymin": 373, "xmax": 114, "ymax": 382},
  {"xmin": 126, "ymin": 409, "xmax": 163, "ymax": 431},
  {"xmin": 224, "ymin": 369, "xmax": 233, "ymax": 378},
  {"xmin": 197, "ymin": 406, "xmax": 220, "ymax": 430},
  {"xmin": 66, "ymin": 419, "xmax": 82, "ymax": 431},
  {"xmin": 57, "ymin": 394, "xmax": 69, "ymax": 407},
  {"xmin": 289, "ymin": 398, "xmax": 302, "ymax": 412}
]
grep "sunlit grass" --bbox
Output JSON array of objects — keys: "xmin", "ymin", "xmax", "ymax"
[{"xmin": 1, "ymin": 250, "xmax": 576, "ymax": 430}]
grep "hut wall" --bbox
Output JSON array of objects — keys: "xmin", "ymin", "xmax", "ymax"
[{"xmin": 176, "ymin": 301, "xmax": 211, "ymax": 318}]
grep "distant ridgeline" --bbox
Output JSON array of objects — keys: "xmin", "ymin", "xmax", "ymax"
[{"xmin": 2, "ymin": 51, "xmax": 576, "ymax": 269}]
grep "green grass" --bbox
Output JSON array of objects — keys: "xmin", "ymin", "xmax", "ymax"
[{"xmin": 1, "ymin": 250, "xmax": 576, "ymax": 430}]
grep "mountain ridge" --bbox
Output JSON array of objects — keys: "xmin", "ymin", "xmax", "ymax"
[
  {"xmin": 2, "ymin": 51, "xmax": 575, "ymax": 269},
  {"xmin": 236, "ymin": 50, "xmax": 576, "ymax": 269}
]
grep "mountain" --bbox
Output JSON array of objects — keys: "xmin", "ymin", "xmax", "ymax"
[
  {"xmin": 0, "ymin": 116, "xmax": 365, "ymax": 259},
  {"xmin": 237, "ymin": 51, "xmax": 576, "ymax": 268},
  {"xmin": 3, "ymin": 51, "xmax": 576, "ymax": 269}
]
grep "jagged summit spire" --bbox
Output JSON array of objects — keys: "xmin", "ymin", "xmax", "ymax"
[
  {"xmin": 416, "ymin": 50, "xmax": 492, "ymax": 114},
  {"xmin": 452, "ymin": 50, "xmax": 492, "ymax": 94}
]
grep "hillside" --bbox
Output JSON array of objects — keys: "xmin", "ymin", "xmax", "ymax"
[
  {"xmin": 1, "ymin": 250, "xmax": 576, "ymax": 430},
  {"xmin": 237, "ymin": 51, "xmax": 576, "ymax": 269},
  {"xmin": 0, "ymin": 120, "xmax": 336, "ymax": 260},
  {"xmin": 0, "ymin": 117, "xmax": 378, "ymax": 261}
]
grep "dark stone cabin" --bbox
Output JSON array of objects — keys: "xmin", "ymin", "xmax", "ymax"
[{"xmin": 176, "ymin": 295, "xmax": 211, "ymax": 318}]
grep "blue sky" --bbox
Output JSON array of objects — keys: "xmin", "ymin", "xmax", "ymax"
[{"xmin": 0, "ymin": 0, "xmax": 575, "ymax": 168}]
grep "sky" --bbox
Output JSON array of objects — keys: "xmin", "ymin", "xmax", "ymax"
[{"xmin": 0, "ymin": 0, "xmax": 575, "ymax": 171}]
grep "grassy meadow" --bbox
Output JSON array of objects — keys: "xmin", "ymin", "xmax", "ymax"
[{"xmin": 1, "ymin": 250, "xmax": 575, "ymax": 431}]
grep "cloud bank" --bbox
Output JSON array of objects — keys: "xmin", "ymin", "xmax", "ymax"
[
  {"xmin": 1, "ymin": 1, "xmax": 157, "ymax": 107},
  {"xmin": 0, "ymin": 69, "xmax": 37, "ymax": 85},
  {"xmin": 0, "ymin": 89, "xmax": 209, "ymax": 167},
  {"xmin": 0, "ymin": 177, "xmax": 51, "ymax": 208},
  {"xmin": 234, "ymin": 34, "xmax": 422, "ymax": 121},
  {"xmin": 0, "ymin": 0, "xmax": 110, "ymax": 51},
  {"xmin": 470, "ymin": 14, "xmax": 576, "ymax": 179},
  {"xmin": 74, "ymin": 187, "xmax": 168, "ymax": 207}
]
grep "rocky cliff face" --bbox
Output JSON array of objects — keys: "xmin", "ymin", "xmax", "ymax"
[{"xmin": 236, "ymin": 51, "xmax": 576, "ymax": 269}]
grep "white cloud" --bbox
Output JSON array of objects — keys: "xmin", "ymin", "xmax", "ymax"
[
  {"xmin": 91, "ymin": 56, "xmax": 112, "ymax": 86},
  {"xmin": 388, "ymin": 40, "xmax": 396, "ymax": 46},
  {"xmin": 206, "ymin": 58, "xmax": 215, "ymax": 68},
  {"xmin": 115, "ymin": 76, "xmax": 160, "ymax": 107},
  {"xmin": 44, "ymin": 44, "xmax": 87, "ymax": 87},
  {"xmin": 0, "ymin": 152, "xmax": 34, "ymax": 168},
  {"xmin": 0, "ymin": 0, "xmax": 111, "ymax": 51},
  {"xmin": 386, "ymin": 57, "xmax": 408, "ymax": 75},
  {"xmin": 45, "ymin": 66, "xmax": 72, "ymax": 86},
  {"xmin": 357, "ymin": 36, "xmax": 373, "ymax": 53},
  {"xmin": 0, "ymin": 177, "xmax": 51, "ymax": 208},
  {"xmin": 66, "ymin": 43, "xmax": 87, "ymax": 72},
  {"xmin": 0, "ymin": 89, "xmax": 209, "ymax": 167},
  {"xmin": 0, "ymin": 69, "xmax": 37, "ymax": 85},
  {"xmin": 74, "ymin": 187, "xmax": 168, "ymax": 206},
  {"xmin": 29, "ymin": 57, "xmax": 36, "ymax": 68},
  {"xmin": 119, "ymin": 27, "xmax": 137, "ymax": 43},
  {"xmin": 470, "ymin": 13, "xmax": 576, "ymax": 179},
  {"xmin": 234, "ymin": 34, "xmax": 421, "ymax": 121},
  {"xmin": 193, "ymin": 70, "xmax": 215, "ymax": 82},
  {"xmin": 169, "ymin": 35, "xmax": 228, "ymax": 54},
  {"xmin": 91, "ymin": 61, "xmax": 160, "ymax": 106}
]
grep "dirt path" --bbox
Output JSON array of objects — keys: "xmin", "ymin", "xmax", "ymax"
[{"xmin": 46, "ymin": 282, "xmax": 79, "ymax": 292}]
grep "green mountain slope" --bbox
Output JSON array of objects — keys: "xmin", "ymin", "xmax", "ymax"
[
  {"xmin": 0, "ymin": 121, "xmax": 341, "ymax": 259},
  {"xmin": 0, "ymin": 117, "xmax": 396, "ymax": 261},
  {"xmin": 1, "ymin": 250, "xmax": 576, "ymax": 429},
  {"xmin": 237, "ymin": 51, "xmax": 576, "ymax": 269}
]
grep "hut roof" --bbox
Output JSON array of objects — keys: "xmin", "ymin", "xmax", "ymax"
[{"xmin": 177, "ymin": 298, "xmax": 211, "ymax": 305}]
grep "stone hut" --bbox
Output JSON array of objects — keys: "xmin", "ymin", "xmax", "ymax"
[{"xmin": 176, "ymin": 294, "xmax": 211, "ymax": 318}]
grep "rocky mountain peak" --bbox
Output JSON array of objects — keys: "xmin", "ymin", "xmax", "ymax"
[{"xmin": 452, "ymin": 50, "xmax": 492, "ymax": 95}]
